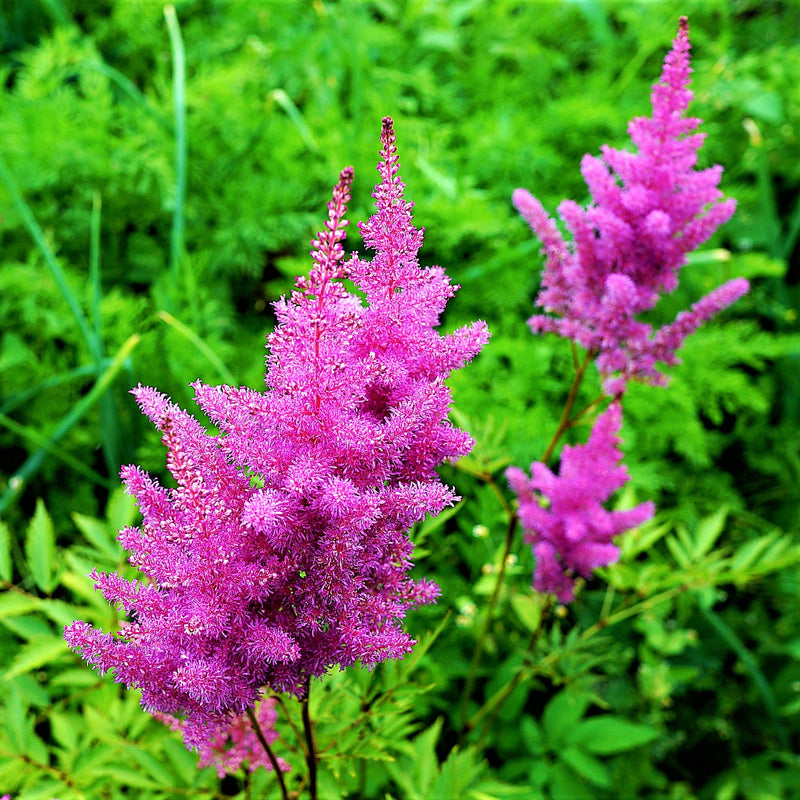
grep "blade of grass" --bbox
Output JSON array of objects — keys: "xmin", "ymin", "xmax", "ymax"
[
  {"xmin": 0, "ymin": 413, "xmax": 109, "ymax": 489},
  {"xmin": 79, "ymin": 61, "xmax": 172, "ymax": 132},
  {"xmin": 269, "ymin": 89, "xmax": 320, "ymax": 154},
  {"xmin": 157, "ymin": 311, "xmax": 236, "ymax": 385},
  {"xmin": 0, "ymin": 364, "xmax": 99, "ymax": 415},
  {"xmin": 699, "ymin": 604, "xmax": 788, "ymax": 750},
  {"xmin": 89, "ymin": 192, "xmax": 122, "ymax": 475},
  {"xmin": 164, "ymin": 4, "xmax": 187, "ymax": 276},
  {"xmin": 0, "ymin": 335, "xmax": 141, "ymax": 517},
  {"xmin": 0, "ymin": 151, "xmax": 100, "ymax": 362}
]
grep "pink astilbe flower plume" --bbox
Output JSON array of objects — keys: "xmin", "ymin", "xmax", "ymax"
[
  {"xmin": 65, "ymin": 117, "xmax": 488, "ymax": 751},
  {"xmin": 514, "ymin": 17, "xmax": 748, "ymax": 395},
  {"xmin": 506, "ymin": 404, "xmax": 654, "ymax": 603}
]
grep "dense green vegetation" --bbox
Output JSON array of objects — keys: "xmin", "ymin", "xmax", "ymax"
[{"xmin": 0, "ymin": 1, "xmax": 798, "ymax": 798}]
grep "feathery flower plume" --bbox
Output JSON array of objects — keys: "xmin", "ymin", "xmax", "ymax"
[
  {"xmin": 506, "ymin": 404, "xmax": 654, "ymax": 603},
  {"xmin": 65, "ymin": 118, "xmax": 488, "ymax": 750},
  {"xmin": 513, "ymin": 17, "xmax": 748, "ymax": 395}
]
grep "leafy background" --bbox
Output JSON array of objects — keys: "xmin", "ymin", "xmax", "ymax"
[{"xmin": 0, "ymin": 0, "xmax": 798, "ymax": 798}]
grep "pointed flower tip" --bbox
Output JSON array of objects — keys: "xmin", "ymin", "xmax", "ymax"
[{"xmin": 380, "ymin": 116, "xmax": 397, "ymax": 151}]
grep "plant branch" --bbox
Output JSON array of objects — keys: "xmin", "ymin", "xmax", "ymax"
[
  {"xmin": 246, "ymin": 706, "xmax": 289, "ymax": 800},
  {"xmin": 302, "ymin": 679, "xmax": 318, "ymax": 800}
]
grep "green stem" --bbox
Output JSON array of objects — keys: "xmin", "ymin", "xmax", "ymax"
[
  {"xmin": 458, "ymin": 347, "xmax": 595, "ymax": 742},
  {"xmin": 475, "ymin": 595, "xmax": 553, "ymax": 749},
  {"xmin": 541, "ymin": 348, "xmax": 594, "ymax": 464},
  {"xmin": 458, "ymin": 512, "xmax": 518, "ymax": 741},
  {"xmin": 467, "ymin": 583, "xmax": 690, "ymax": 734},
  {"xmin": 246, "ymin": 706, "xmax": 289, "ymax": 800}
]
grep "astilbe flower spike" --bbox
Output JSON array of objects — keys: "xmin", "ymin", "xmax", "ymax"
[
  {"xmin": 513, "ymin": 17, "xmax": 748, "ymax": 395},
  {"xmin": 65, "ymin": 117, "xmax": 488, "ymax": 751},
  {"xmin": 506, "ymin": 403, "xmax": 654, "ymax": 603}
]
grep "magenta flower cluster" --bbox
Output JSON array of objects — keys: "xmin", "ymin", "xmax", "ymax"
[
  {"xmin": 513, "ymin": 17, "xmax": 748, "ymax": 396},
  {"xmin": 508, "ymin": 19, "xmax": 745, "ymax": 601},
  {"xmin": 507, "ymin": 404, "xmax": 654, "ymax": 603},
  {"xmin": 65, "ymin": 118, "xmax": 488, "ymax": 748},
  {"xmin": 155, "ymin": 697, "xmax": 288, "ymax": 778}
]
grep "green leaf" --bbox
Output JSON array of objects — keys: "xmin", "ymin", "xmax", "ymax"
[
  {"xmin": 106, "ymin": 487, "xmax": 139, "ymax": 532},
  {"xmin": 510, "ymin": 592, "xmax": 545, "ymax": 633},
  {"xmin": 72, "ymin": 510, "xmax": 121, "ymax": 561},
  {"xmin": 50, "ymin": 710, "xmax": 81, "ymax": 751},
  {"xmin": 4, "ymin": 681, "xmax": 30, "ymax": 753},
  {"xmin": 569, "ymin": 716, "xmax": 660, "ymax": 754},
  {"xmin": 3, "ymin": 636, "xmax": 68, "ymax": 680},
  {"xmin": 25, "ymin": 499, "xmax": 55, "ymax": 593},
  {"xmin": 692, "ymin": 506, "xmax": 728, "ymax": 559},
  {"xmin": 541, "ymin": 691, "xmax": 591, "ymax": 748},
  {"xmin": 0, "ymin": 519, "xmax": 11, "ymax": 580},
  {"xmin": 0, "ymin": 592, "xmax": 40, "ymax": 618},
  {"xmin": 559, "ymin": 745, "xmax": 611, "ymax": 788}
]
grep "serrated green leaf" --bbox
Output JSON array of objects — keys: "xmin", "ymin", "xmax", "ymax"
[
  {"xmin": 72, "ymin": 510, "xmax": 122, "ymax": 560},
  {"xmin": 50, "ymin": 667, "xmax": 105, "ymax": 689},
  {"xmin": 123, "ymin": 743, "xmax": 176, "ymax": 786},
  {"xmin": 17, "ymin": 779, "xmax": 70, "ymax": 800},
  {"xmin": 510, "ymin": 592, "xmax": 546, "ymax": 633},
  {"xmin": 692, "ymin": 506, "xmax": 728, "ymax": 559},
  {"xmin": 542, "ymin": 691, "xmax": 591, "ymax": 747},
  {"xmin": 25, "ymin": 498, "xmax": 55, "ymax": 593},
  {"xmin": 162, "ymin": 737, "xmax": 197, "ymax": 786},
  {"xmin": 90, "ymin": 765, "xmax": 162, "ymax": 788},
  {"xmin": 50, "ymin": 710, "xmax": 81, "ymax": 751},
  {"xmin": 1, "ymin": 614, "xmax": 53, "ymax": 640},
  {"xmin": 0, "ymin": 520, "xmax": 11, "ymax": 580},
  {"xmin": 549, "ymin": 761, "xmax": 595, "ymax": 800},
  {"xmin": 106, "ymin": 487, "xmax": 139, "ymax": 532},
  {"xmin": 619, "ymin": 519, "xmax": 671, "ymax": 558},
  {"xmin": 0, "ymin": 592, "xmax": 40, "ymax": 618},
  {"xmin": 4, "ymin": 681, "xmax": 29, "ymax": 753},
  {"xmin": 559, "ymin": 745, "xmax": 611, "ymax": 788},
  {"xmin": 665, "ymin": 533, "xmax": 691, "ymax": 568},
  {"xmin": 569, "ymin": 715, "xmax": 660, "ymax": 754},
  {"xmin": 729, "ymin": 533, "xmax": 785, "ymax": 574},
  {"xmin": 4, "ymin": 636, "xmax": 68, "ymax": 680}
]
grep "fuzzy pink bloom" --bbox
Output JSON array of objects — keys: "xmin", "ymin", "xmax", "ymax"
[
  {"xmin": 514, "ymin": 17, "xmax": 748, "ymax": 394},
  {"xmin": 65, "ymin": 118, "xmax": 488, "ymax": 750},
  {"xmin": 507, "ymin": 403, "xmax": 654, "ymax": 603}
]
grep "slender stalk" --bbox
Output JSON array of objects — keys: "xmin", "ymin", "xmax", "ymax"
[
  {"xmin": 458, "ymin": 348, "xmax": 595, "ymax": 742},
  {"xmin": 301, "ymin": 680, "xmax": 318, "ymax": 800},
  {"xmin": 541, "ymin": 350, "xmax": 594, "ymax": 464},
  {"xmin": 458, "ymin": 512, "xmax": 518, "ymax": 741},
  {"xmin": 164, "ymin": 4, "xmax": 187, "ymax": 276},
  {"xmin": 475, "ymin": 595, "xmax": 553, "ymax": 748},
  {"xmin": 246, "ymin": 706, "xmax": 289, "ymax": 800},
  {"xmin": 467, "ymin": 583, "xmax": 691, "ymax": 734}
]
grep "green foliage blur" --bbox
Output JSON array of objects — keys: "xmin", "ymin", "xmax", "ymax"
[{"xmin": 0, "ymin": 0, "xmax": 798, "ymax": 798}]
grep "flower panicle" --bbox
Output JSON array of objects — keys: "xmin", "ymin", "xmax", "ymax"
[
  {"xmin": 65, "ymin": 118, "xmax": 488, "ymax": 758},
  {"xmin": 507, "ymin": 403, "xmax": 654, "ymax": 603},
  {"xmin": 514, "ymin": 16, "xmax": 747, "ymax": 394}
]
